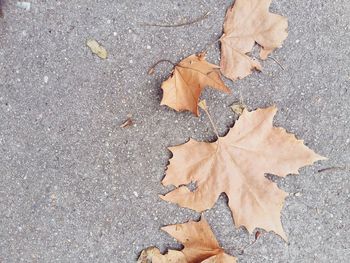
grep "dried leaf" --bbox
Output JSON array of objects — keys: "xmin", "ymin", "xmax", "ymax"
[
  {"xmin": 138, "ymin": 217, "xmax": 236, "ymax": 263},
  {"xmin": 86, "ymin": 39, "xmax": 108, "ymax": 59},
  {"xmin": 161, "ymin": 106, "xmax": 325, "ymax": 240},
  {"xmin": 161, "ymin": 53, "xmax": 230, "ymax": 116},
  {"xmin": 220, "ymin": 0, "xmax": 288, "ymax": 80},
  {"xmin": 230, "ymin": 103, "xmax": 246, "ymax": 115}
]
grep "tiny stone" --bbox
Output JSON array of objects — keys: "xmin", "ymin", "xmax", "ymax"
[
  {"xmin": 16, "ymin": 2, "xmax": 31, "ymax": 11},
  {"xmin": 133, "ymin": 191, "xmax": 139, "ymax": 197}
]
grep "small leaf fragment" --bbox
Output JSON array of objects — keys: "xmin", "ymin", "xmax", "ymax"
[
  {"xmin": 86, "ymin": 39, "xmax": 108, "ymax": 59},
  {"xmin": 231, "ymin": 103, "xmax": 246, "ymax": 115},
  {"xmin": 148, "ymin": 67, "xmax": 155, "ymax": 75}
]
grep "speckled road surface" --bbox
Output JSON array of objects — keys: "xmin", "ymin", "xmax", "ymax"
[{"xmin": 0, "ymin": 1, "xmax": 349, "ymax": 262}]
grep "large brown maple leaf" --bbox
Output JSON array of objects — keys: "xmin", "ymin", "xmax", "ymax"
[
  {"xmin": 137, "ymin": 217, "xmax": 236, "ymax": 263},
  {"xmin": 220, "ymin": 0, "xmax": 288, "ymax": 80},
  {"xmin": 161, "ymin": 106, "xmax": 325, "ymax": 240},
  {"xmin": 161, "ymin": 53, "xmax": 230, "ymax": 116}
]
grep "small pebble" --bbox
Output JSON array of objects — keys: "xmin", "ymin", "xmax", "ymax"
[{"xmin": 16, "ymin": 2, "xmax": 31, "ymax": 11}]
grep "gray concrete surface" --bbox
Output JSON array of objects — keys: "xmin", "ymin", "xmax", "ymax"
[{"xmin": 0, "ymin": 0, "xmax": 349, "ymax": 262}]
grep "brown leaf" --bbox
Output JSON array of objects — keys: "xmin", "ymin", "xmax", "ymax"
[
  {"xmin": 220, "ymin": 0, "xmax": 288, "ymax": 80},
  {"xmin": 138, "ymin": 217, "xmax": 236, "ymax": 263},
  {"xmin": 161, "ymin": 53, "xmax": 230, "ymax": 116},
  {"xmin": 161, "ymin": 106, "xmax": 325, "ymax": 240}
]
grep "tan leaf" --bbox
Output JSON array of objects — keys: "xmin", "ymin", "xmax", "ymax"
[
  {"xmin": 138, "ymin": 217, "xmax": 236, "ymax": 263},
  {"xmin": 161, "ymin": 106, "xmax": 325, "ymax": 240},
  {"xmin": 161, "ymin": 53, "xmax": 230, "ymax": 116},
  {"xmin": 220, "ymin": 0, "xmax": 288, "ymax": 80},
  {"xmin": 86, "ymin": 39, "xmax": 108, "ymax": 59}
]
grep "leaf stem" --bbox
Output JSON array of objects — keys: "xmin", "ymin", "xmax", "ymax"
[
  {"xmin": 0, "ymin": 0, "xmax": 3, "ymax": 18},
  {"xmin": 318, "ymin": 165, "xmax": 349, "ymax": 173},
  {"xmin": 148, "ymin": 59, "xmax": 175, "ymax": 75},
  {"xmin": 267, "ymin": 56, "xmax": 285, "ymax": 70},
  {"xmin": 202, "ymin": 107, "xmax": 219, "ymax": 138}
]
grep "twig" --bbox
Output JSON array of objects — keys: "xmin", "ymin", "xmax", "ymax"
[
  {"xmin": 148, "ymin": 59, "xmax": 175, "ymax": 75},
  {"xmin": 318, "ymin": 166, "xmax": 349, "ymax": 173},
  {"xmin": 267, "ymin": 56, "xmax": 285, "ymax": 70},
  {"xmin": 120, "ymin": 114, "xmax": 133, "ymax": 128},
  {"xmin": 140, "ymin": 11, "xmax": 210, "ymax": 28},
  {"xmin": 239, "ymin": 90, "xmax": 244, "ymax": 105},
  {"xmin": 0, "ymin": 0, "xmax": 3, "ymax": 18}
]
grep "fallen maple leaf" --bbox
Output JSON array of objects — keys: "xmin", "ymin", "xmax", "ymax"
[
  {"xmin": 137, "ymin": 217, "xmax": 236, "ymax": 263},
  {"xmin": 220, "ymin": 0, "xmax": 288, "ymax": 80},
  {"xmin": 161, "ymin": 106, "xmax": 325, "ymax": 240},
  {"xmin": 161, "ymin": 53, "xmax": 230, "ymax": 116}
]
